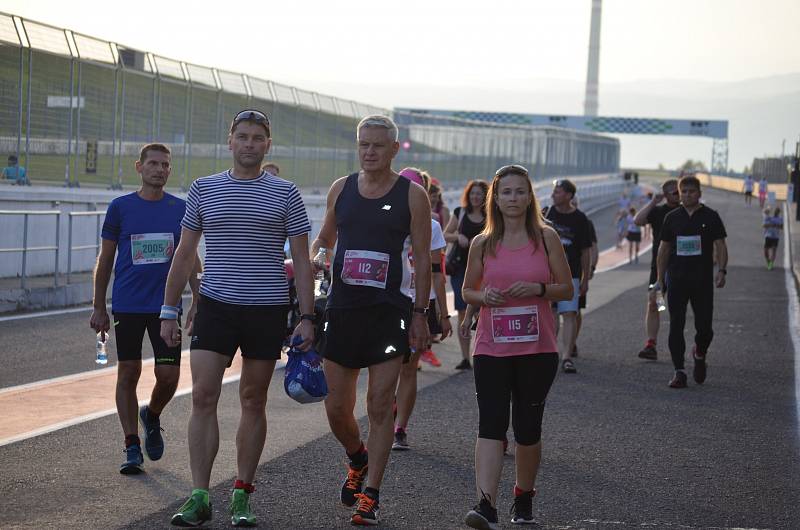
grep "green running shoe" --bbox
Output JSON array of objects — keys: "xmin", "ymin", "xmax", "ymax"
[
  {"xmin": 171, "ymin": 493, "xmax": 212, "ymax": 527},
  {"xmin": 230, "ymin": 488, "xmax": 257, "ymax": 527}
]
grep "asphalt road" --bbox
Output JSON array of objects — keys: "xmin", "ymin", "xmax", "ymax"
[{"xmin": 1, "ymin": 189, "xmax": 797, "ymax": 529}]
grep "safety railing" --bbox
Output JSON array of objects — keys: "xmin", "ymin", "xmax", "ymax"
[
  {"xmin": 0, "ymin": 210, "xmax": 60, "ymax": 289},
  {"xmin": 66, "ymin": 210, "xmax": 103, "ymax": 284}
]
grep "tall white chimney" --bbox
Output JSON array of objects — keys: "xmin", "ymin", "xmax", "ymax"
[{"xmin": 583, "ymin": 0, "xmax": 602, "ymax": 116}]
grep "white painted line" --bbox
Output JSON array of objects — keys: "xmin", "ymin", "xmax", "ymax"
[
  {"xmin": 595, "ymin": 241, "xmax": 654, "ymax": 274},
  {"xmin": 781, "ymin": 203, "xmax": 800, "ymax": 435},
  {"xmin": 0, "ymin": 304, "xmax": 94, "ymax": 322}
]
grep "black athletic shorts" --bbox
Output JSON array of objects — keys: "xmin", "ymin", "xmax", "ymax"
[
  {"xmin": 626, "ymin": 232, "xmax": 641, "ymax": 242},
  {"xmin": 190, "ymin": 294, "xmax": 287, "ymax": 360},
  {"xmin": 322, "ymin": 304, "xmax": 411, "ymax": 369},
  {"xmin": 112, "ymin": 312, "xmax": 181, "ymax": 365},
  {"xmin": 764, "ymin": 237, "xmax": 779, "ymax": 249},
  {"xmin": 427, "ymin": 298, "xmax": 442, "ymax": 335}
]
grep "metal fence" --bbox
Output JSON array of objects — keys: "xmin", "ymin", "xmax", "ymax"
[{"xmin": 0, "ymin": 12, "xmax": 619, "ymax": 191}]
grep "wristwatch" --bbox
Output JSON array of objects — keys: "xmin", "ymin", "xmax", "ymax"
[
  {"xmin": 300, "ymin": 313, "xmax": 317, "ymax": 323},
  {"xmin": 412, "ymin": 306, "xmax": 428, "ymax": 316}
]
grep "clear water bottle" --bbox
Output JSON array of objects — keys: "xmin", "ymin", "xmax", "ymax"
[
  {"xmin": 95, "ymin": 331, "xmax": 108, "ymax": 365},
  {"xmin": 312, "ymin": 247, "xmax": 328, "ymax": 296},
  {"xmin": 649, "ymin": 283, "xmax": 667, "ymax": 312}
]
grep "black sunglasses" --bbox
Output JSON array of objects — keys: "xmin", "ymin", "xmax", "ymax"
[
  {"xmin": 232, "ymin": 110, "xmax": 271, "ymax": 128},
  {"xmin": 495, "ymin": 164, "xmax": 529, "ymax": 178}
]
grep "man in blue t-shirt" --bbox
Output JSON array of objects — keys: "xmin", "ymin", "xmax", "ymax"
[{"xmin": 90, "ymin": 143, "xmax": 201, "ymax": 475}]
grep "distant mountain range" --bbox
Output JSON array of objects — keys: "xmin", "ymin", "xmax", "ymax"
[{"xmin": 299, "ymin": 73, "xmax": 800, "ymax": 172}]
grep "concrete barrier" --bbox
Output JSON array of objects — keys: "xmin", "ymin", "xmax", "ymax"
[{"xmin": 695, "ymin": 172, "xmax": 788, "ymax": 201}]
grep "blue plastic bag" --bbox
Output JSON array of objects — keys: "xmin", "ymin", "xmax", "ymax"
[{"xmin": 284, "ymin": 343, "xmax": 328, "ymax": 404}]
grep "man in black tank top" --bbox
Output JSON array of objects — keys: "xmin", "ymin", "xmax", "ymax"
[{"xmin": 312, "ymin": 115, "xmax": 432, "ymax": 526}]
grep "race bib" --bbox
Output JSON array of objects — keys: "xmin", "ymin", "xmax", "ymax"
[
  {"xmin": 131, "ymin": 233, "xmax": 174, "ymax": 265},
  {"xmin": 676, "ymin": 235, "xmax": 702, "ymax": 256},
  {"xmin": 491, "ymin": 305, "xmax": 539, "ymax": 343},
  {"xmin": 341, "ymin": 250, "xmax": 390, "ymax": 289}
]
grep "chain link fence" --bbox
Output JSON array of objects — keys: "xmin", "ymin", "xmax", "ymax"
[{"xmin": 0, "ymin": 12, "xmax": 619, "ymax": 191}]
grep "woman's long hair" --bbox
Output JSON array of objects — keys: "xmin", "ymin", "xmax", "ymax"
[
  {"xmin": 481, "ymin": 168, "xmax": 546, "ymax": 259},
  {"xmin": 460, "ymin": 179, "xmax": 489, "ymax": 216}
]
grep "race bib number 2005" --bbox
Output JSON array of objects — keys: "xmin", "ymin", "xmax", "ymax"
[
  {"xmin": 131, "ymin": 233, "xmax": 175, "ymax": 265},
  {"xmin": 341, "ymin": 249, "xmax": 390, "ymax": 289}
]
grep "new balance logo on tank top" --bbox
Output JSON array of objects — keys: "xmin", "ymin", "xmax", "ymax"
[
  {"xmin": 327, "ymin": 173, "xmax": 412, "ymax": 311},
  {"xmin": 182, "ymin": 170, "xmax": 311, "ymax": 305}
]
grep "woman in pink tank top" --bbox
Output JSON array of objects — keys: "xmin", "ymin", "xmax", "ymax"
[{"xmin": 460, "ymin": 165, "xmax": 574, "ymax": 529}]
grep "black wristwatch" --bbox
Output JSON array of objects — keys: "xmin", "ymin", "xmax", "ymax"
[
  {"xmin": 412, "ymin": 306, "xmax": 428, "ymax": 316},
  {"xmin": 300, "ymin": 313, "xmax": 317, "ymax": 323}
]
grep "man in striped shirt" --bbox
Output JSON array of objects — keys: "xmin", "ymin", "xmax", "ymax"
[{"xmin": 160, "ymin": 110, "xmax": 316, "ymax": 527}]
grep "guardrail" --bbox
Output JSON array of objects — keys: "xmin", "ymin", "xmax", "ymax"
[
  {"xmin": 0, "ymin": 210, "xmax": 61, "ymax": 289},
  {"xmin": 66, "ymin": 211, "xmax": 104, "ymax": 284}
]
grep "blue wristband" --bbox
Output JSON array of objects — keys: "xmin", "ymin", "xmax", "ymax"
[{"xmin": 160, "ymin": 305, "xmax": 180, "ymax": 320}]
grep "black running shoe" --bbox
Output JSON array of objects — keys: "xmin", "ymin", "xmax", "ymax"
[
  {"xmin": 341, "ymin": 464, "xmax": 368, "ymax": 507},
  {"xmin": 465, "ymin": 494, "xmax": 499, "ymax": 530},
  {"xmin": 693, "ymin": 352, "xmax": 707, "ymax": 384},
  {"xmin": 561, "ymin": 359, "xmax": 576, "ymax": 374},
  {"xmin": 139, "ymin": 405, "xmax": 165, "ymax": 461},
  {"xmin": 638, "ymin": 344, "xmax": 657, "ymax": 360},
  {"xmin": 351, "ymin": 492, "xmax": 379, "ymax": 526},
  {"xmin": 391, "ymin": 430, "xmax": 409, "ymax": 451},
  {"xmin": 510, "ymin": 489, "xmax": 536, "ymax": 524},
  {"xmin": 120, "ymin": 444, "xmax": 144, "ymax": 475},
  {"xmin": 669, "ymin": 370, "xmax": 687, "ymax": 388},
  {"xmin": 455, "ymin": 359, "xmax": 472, "ymax": 370}
]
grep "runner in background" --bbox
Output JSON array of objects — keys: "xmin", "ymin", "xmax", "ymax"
[
  {"xmin": 90, "ymin": 143, "xmax": 201, "ymax": 476},
  {"xmin": 633, "ymin": 179, "xmax": 680, "ymax": 360},
  {"xmin": 392, "ymin": 167, "xmax": 452, "ymax": 451},
  {"xmin": 574, "ymin": 206, "xmax": 598, "ymax": 358},
  {"xmin": 625, "ymin": 207, "xmax": 642, "ymax": 264},
  {"xmin": 742, "ymin": 175, "xmax": 754, "ymax": 206},
  {"xmin": 544, "ymin": 179, "xmax": 592, "ymax": 374},
  {"xmin": 444, "ymin": 179, "xmax": 489, "ymax": 370},
  {"xmin": 429, "ymin": 180, "xmax": 450, "ymax": 228},
  {"xmin": 461, "ymin": 164, "xmax": 572, "ymax": 528},
  {"xmin": 763, "ymin": 206, "xmax": 782, "ymax": 270},
  {"xmin": 758, "ymin": 176, "xmax": 769, "ymax": 209}
]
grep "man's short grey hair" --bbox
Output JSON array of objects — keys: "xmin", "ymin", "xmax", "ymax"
[{"xmin": 357, "ymin": 115, "xmax": 399, "ymax": 142}]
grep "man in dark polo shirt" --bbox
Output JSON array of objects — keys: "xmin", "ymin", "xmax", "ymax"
[
  {"xmin": 656, "ymin": 175, "xmax": 728, "ymax": 388},
  {"xmin": 633, "ymin": 178, "xmax": 680, "ymax": 360}
]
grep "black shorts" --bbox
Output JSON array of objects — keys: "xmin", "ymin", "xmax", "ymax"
[
  {"xmin": 626, "ymin": 232, "xmax": 641, "ymax": 242},
  {"xmin": 427, "ymin": 298, "xmax": 442, "ymax": 335},
  {"xmin": 322, "ymin": 304, "xmax": 411, "ymax": 369},
  {"xmin": 578, "ymin": 294, "xmax": 586, "ymax": 310},
  {"xmin": 112, "ymin": 312, "xmax": 181, "ymax": 365},
  {"xmin": 190, "ymin": 295, "xmax": 287, "ymax": 360},
  {"xmin": 764, "ymin": 237, "xmax": 779, "ymax": 249},
  {"xmin": 745, "ymin": 190, "xmax": 753, "ymax": 196}
]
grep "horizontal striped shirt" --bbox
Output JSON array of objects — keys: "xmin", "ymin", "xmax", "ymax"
[{"xmin": 182, "ymin": 170, "xmax": 310, "ymax": 305}]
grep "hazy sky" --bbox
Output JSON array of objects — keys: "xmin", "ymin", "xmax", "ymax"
[
  {"xmin": 5, "ymin": 0, "xmax": 798, "ymax": 88},
  {"xmin": 3, "ymin": 0, "xmax": 799, "ymax": 170}
]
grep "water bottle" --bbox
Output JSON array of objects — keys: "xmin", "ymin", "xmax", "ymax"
[
  {"xmin": 95, "ymin": 331, "xmax": 108, "ymax": 365},
  {"xmin": 649, "ymin": 283, "xmax": 667, "ymax": 312},
  {"xmin": 312, "ymin": 247, "xmax": 328, "ymax": 296}
]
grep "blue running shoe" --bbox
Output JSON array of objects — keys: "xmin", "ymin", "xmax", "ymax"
[
  {"xmin": 120, "ymin": 444, "xmax": 144, "ymax": 475},
  {"xmin": 139, "ymin": 405, "xmax": 165, "ymax": 461}
]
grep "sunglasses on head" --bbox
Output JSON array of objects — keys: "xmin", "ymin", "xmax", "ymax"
[
  {"xmin": 495, "ymin": 164, "xmax": 529, "ymax": 178},
  {"xmin": 232, "ymin": 110, "xmax": 270, "ymax": 128}
]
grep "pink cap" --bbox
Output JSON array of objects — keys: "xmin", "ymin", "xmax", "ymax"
[{"xmin": 399, "ymin": 167, "xmax": 424, "ymax": 186}]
